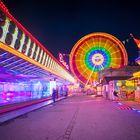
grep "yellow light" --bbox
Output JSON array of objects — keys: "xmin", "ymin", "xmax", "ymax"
[
  {"xmin": 133, "ymin": 71, "xmax": 140, "ymax": 78},
  {"xmin": 116, "ymin": 81, "xmax": 122, "ymax": 86},
  {"xmin": 0, "ymin": 42, "xmax": 75, "ymax": 83},
  {"xmin": 125, "ymin": 80, "xmax": 134, "ymax": 87}
]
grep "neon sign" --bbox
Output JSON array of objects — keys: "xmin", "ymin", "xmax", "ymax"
[{"xmin": 59, "ymin": 53, "xmax": 69, "ymax": 70}]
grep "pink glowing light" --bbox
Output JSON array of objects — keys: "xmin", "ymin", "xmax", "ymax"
[{"xmin": 59, "ymin": 53, "xmax": 69, "ymax": 70}]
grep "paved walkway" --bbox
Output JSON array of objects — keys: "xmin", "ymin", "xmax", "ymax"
[
  {"xmin": 119, "ymin": 100, "xmax": 140, "ymax": 110},
  {"xmin": 0, "ymin": 96, "xmax": 65, "ymax": 123},
  {"xmin": 0, "ymin": 94, "xmax": 140, "ymax": 140}
]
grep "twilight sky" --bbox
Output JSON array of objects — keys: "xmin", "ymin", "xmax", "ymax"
[{"xmin": 3, "ymin": 0, "xmax": 140, "ymax": 63}]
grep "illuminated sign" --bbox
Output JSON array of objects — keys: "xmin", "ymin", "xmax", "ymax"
[{"xmin": 59, "ymin": 53, "xmax": 69, "ymax": 70}]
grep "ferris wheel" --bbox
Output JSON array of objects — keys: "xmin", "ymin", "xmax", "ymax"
[{"xmin": 69, "ymin": 32, "xmax": 128, "ymax": 85}]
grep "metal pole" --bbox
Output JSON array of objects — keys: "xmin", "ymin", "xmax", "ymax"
[{"xmin": 85, "ymin": 65, "xmax": 96, "ymax": 87}]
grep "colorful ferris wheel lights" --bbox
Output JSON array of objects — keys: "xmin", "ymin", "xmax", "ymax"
[{"xmin": 70, "ymin": 32, "xmax": 128, "ymax": 84}]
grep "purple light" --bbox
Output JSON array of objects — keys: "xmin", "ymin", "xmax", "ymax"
[
  {"xmin": 117, "ymin": 102, "xmax": 140, "ymax": 114},
  {"xmin": 0, "ymin": 80, "xmax": 51, "ymax": 106},
  {"xmin": 118, "ymin": 102, "xmax": 122, "ymax": 105},
  {"xmin": 132, "ymin": 108, "xmax": 137, "ymax": 111}
]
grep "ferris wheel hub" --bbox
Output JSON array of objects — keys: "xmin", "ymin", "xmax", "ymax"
[{"xmin": 92, "ymin": 53, "xmax": 104, "ymax": 65}]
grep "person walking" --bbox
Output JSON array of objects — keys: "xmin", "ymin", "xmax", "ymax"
[
  {"xmin": 113, "ymin": 90, "xmax": 118, "ymax": 101},
  {"xmin": 52, "ymin": 88, "xmax": 56, "ymax": 103},
  {"xmin": 64, "ymin": 85, "xmax": 68, "ymax": 97},
  {"xmin": 65, "ymin": 86, "xmax": 68, "ymax": 97}
]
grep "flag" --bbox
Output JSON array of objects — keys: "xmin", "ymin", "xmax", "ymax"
[
  {"xmin": 122, "ymin": 41, "xmax": 125, "ymax": 44},
  {"xmin": 133, "ymin": 38, "xmax": 140, "ymax": 49},
  {"xmin": 130, "ymin": 33, "xmax": 140, "ymax": 49},
  {"xmin": 126, "ymin": 39, "xmax": 129, "ymax": 43}
]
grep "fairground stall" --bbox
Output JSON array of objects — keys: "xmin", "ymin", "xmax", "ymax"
[
  {"xmin": 0, "ymin": 2, "xmax": 75, "ymax": 107},
  {"xmin": 98, "ymin": 66, "xmax": 140, "ymax": 100},
  {"xmin": 128, "ymin": 35, "xmax": 140, "ymax": 102},
  {"xmin": 131, "ymin": 71, "xmax": 140, "ymax": 102},
  {"xmin": 129, "ymin": 56, "xmax": 140, "ymax": 102}
]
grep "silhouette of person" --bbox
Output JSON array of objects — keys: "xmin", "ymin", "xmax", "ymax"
[{"xmin": 52, "ymin": 88, "xmax": 56, "ymax": 103}]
